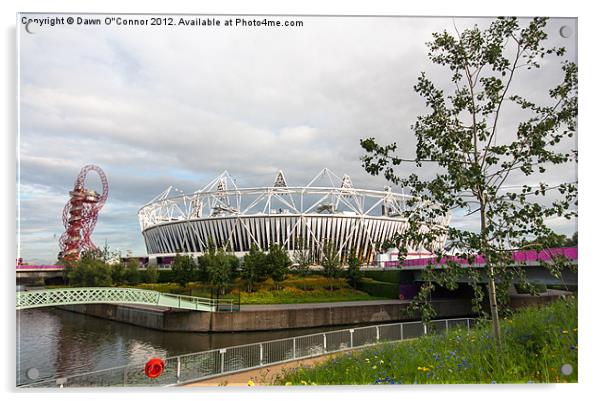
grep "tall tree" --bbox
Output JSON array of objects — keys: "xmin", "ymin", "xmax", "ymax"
[
  {"xmin": 171, "ymin": 254, "xmax": 195, "ymax": 287},
  {"xmin": 125, "ymin": 258, "xmax": 142, "ymax": 285},
  {"xmin": 292, "ymin": 236, "xmax": 313, "ymax": 290},
  {"xmin": 265, "ymin": 244, "xmax": 292, "ymax": 290},
  {"xmin": 241, "ymin": 244, "xmax": 266, "ymax": 292},
  {"xmin": 143, "ymin": 264, "xmax": 159, "ymax": 284},
  {"xmin": 208, "ymin": 250, "xmax": 234, "ymax": 296},
  {"xmin": 361, "ymin": 18, "xmax": 577, "ymax": 349},
  {"xmin": 68, "ymin": 250, "xmax": 113, "ymax": 287},
  {"xmin": 321, "ymin": 241, "xmax": 341, "ymax": 291},
  {"xmin": 346, "ymin": 248, "xmax": 362, "ymax": 289}
]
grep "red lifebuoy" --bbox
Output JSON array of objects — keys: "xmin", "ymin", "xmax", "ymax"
[{"xmin": 144, "ymin": 358, "xmax": 165, "ymax": 379}]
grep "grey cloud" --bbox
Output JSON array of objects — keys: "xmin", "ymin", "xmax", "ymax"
[{"xmin": 18, "ymin": 15, "xmax": 578, "ymax": 264}]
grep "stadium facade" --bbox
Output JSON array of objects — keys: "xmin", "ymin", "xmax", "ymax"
[{"xmin": 138, "ymin": 169, "xmax": 450, "ymax": 264}]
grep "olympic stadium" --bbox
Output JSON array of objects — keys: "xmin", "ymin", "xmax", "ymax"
[{"xmin": 138, "ymin": 169, "xmax": 450, "ymax": 264}]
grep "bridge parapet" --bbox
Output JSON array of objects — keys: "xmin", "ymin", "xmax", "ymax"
[{"xmin": 402, "ymin": 247, "xmax": 578, "ymax": 268}]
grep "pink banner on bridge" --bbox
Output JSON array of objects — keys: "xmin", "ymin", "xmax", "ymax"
[{"xmin": 401, "ymin": 247, "xmax": 578, "ymax": 267}]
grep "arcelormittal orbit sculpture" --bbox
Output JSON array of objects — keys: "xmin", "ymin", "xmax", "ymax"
[{"xmin": 59, "ymin": 165, "xmax": 109, "ymax": 264}]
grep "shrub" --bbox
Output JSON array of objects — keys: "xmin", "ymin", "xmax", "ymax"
[
  {"xmin": 68, "ymin": 251, "xmax": 113, "ymax": 287},
  {"xmin": 363, "ymin": 270, "xmax": 404, "ymax": 284},
  {"xmin": 242, "ymin": 244, "xmax": 265, "ymax": 292},
  {"xmin": 265, "ymin": 244, "xmax": 291, "ymax": 289},
  {"xmin": 358, "ymin": 278, "xmax": 399, "ymax": 299},
  {"xmin": 171, "ymin": 254, "xmax": 195, "ymax": 286},
  {"xmin": 321, "ymin": 241, "xmax": 341, "ymax": 290},
  {"xmin": 125, "ymin": 258, "xmax": 141, "ymax": 285},
  {"xmin": 143, "ymin": 265, "xmax": 159, "ymax": 284},
  {"xmin": 157, "ymin": 269, "xmax": 174, "ymax": 283},
  {"xmin": 346, "ymin": 248, "xmax": 362, "ymax": 289},
  {"xmin": 284, "ymin": 276, "xmax": 348, "ymax": 291},
  {"xmin": 111, "ymin": 263, "xmax": 127, "ymax": 285}
]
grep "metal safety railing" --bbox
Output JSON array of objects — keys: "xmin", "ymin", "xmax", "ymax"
[{"xmin": 19, "ymin": 317, "xmax": 475, "ymax": 388}]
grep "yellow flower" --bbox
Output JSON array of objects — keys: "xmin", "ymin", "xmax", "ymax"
[
  {"xmin": 380, "ymin": 360, "xmax": 384, "ymax": 364},
  {"xmin": 285, "ymin": 382, "xmax": 292, "ymax": 386},
  {"xmin": 247, "ymin": 380, "xmax": 255, "ymax": 387},
  {"xmin": 573, "ymin": 328, "xmax": 578, "ymax": 332},
  {"xmin": 562, "ymin": 330, "xmax": 569, "ymax": 334},
  {"xmin": 372, "ymin": 365, "xmax": 377, "ymax": 369}
]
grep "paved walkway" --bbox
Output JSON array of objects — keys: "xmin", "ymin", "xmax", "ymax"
[
  {"xmin": 183, "ymin": 351, "xmax": 351, "ymax": 386},
  {"xmin": 240, "ymin": 299, "xmax": 410, "ymax": 311}
]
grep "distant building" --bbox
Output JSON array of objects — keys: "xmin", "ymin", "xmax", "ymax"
[{"xmin": 138, "ymin": 169, "xmax": 450, "ymax": 265}]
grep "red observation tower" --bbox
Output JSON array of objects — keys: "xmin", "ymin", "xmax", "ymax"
[{"xmin": 59, "ymin": 165, "xmax": 109, "ymax": 264}]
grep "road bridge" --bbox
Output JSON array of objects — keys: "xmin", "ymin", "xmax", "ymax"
[{"xmin": 400, "ymin": 247, "xmax": 578, "ymax": 286}]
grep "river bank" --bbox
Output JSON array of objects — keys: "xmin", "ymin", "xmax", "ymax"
[{"xmin": 58, "ymin": 298, "xmax": 473, "ymax": 332}]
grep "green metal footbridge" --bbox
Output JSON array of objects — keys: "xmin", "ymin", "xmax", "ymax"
[{"xmin": 16, "ymin": 287, "xmax": 237, "ymax": 312}]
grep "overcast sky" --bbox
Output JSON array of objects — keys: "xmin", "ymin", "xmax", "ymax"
[{"xmin": 17, "ymin": 15, "xmax": 578, "ymax": 264}]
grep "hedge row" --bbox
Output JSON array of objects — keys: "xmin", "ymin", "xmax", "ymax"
[
  {"xmin": 357, "ymin": 278, "xmax": 399, "ymax": 299},
  {"xmin": 157, "ymin": 270, "xmax": 175, "ymax": 283},
  {"xmin": 362, "ymin": 270, "xmax": 401, "ymax": 284}
]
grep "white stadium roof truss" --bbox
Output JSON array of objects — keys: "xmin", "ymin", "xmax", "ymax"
[{"xmin": 138, "ymin": 169, "xmax": 450, "ymax": 262}]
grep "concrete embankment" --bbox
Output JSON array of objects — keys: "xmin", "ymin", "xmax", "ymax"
[{"xmin": 58, "ymin": 298, "xmax": 473, "ymax": 332}]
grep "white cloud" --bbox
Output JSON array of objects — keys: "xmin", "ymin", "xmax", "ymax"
[{"xmin": 17, "ymin": 15, "xmax": 578, "ymax": 263}]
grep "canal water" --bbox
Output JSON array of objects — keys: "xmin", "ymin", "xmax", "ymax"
[{"xmin": 16, "ymin": 307, "xmax": 373, "ymax": 386}]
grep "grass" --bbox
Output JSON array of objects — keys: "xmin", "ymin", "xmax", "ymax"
[
  {"xmin": 129, "ymin": 275, "xmax": 386, "ymax": 304},
  {"xmin": 273, "ymin": 297, "xmax": 578, "ymax": 385},
  {"xmin": 239, "ymin": 287, "xmax": 386, "ymax": 304}
]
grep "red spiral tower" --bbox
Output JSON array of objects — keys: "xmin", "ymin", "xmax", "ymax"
[{"xmin": 59, "ymin": 165, "xmax": 109, "ymax": 264}]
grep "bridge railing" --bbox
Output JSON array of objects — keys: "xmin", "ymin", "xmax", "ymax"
[
  {"xmin": 18, "ymin": 316, "xmax": 476, "ymax": 388},
  {"xmin": 15, "ymin": 287, "xmax": 236, "ymax": 312}
]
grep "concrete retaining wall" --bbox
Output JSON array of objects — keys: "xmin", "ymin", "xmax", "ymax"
[
  {"xmin": 58, "ymin": 298, "xmax": 473, "ymax": 333},
  {"xmin": 59, "ymin": 304, "xmax": 165, "ymax": 330}
]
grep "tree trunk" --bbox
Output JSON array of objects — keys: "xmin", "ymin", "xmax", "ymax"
[
  {"xmin": 487, "ymin": 267, "xmax": 502, "ymax": 349},
  {"xmin": 480, "ymin": 203, "xmax": 502, "ymax": 350}
]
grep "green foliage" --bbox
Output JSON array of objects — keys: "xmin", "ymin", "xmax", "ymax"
[
  {"xmin": 240, "ymin": 287, "xmax": 384, "ymax": 304},
  {"xmin": 110, "ymin": 263, "xmax": 127, "ymax": 285},
  {"xmin": 292, "ymin": 237, "xmax": 313, "ymax": 289},
  {"xmin": 360, "ymin": 18, "xmax": 577, "ymax": 348},
  {"xmin": 321, "ymin": 241, "xmax": 341, "ymax": 291},
  {"xmin": 358, "ymin": 278, "xmax": 399, "ymax": 299},
  {"xmin": 363, "ymin": 270, "xmax": 411, "ymax": 284},
  {"xmin": 565, "ymin": 232, "xmax": 578, "ymax": 247},
  {"xmin": 521, "ymin": 231, "xmax": 578, "ymax": 249},
  {"xmin": 275, "ymin": 298, "xmax": 577, "ymax": 384},
  {"xmin": 125, "ymin": 258, "xmax": 141, "ymax": 285},
  {"xmin": 171, "ymin": 254, "xmax": 196, "ymax": 286},
  {"xmin": 265, "ymin": 244, "xmax": 292, "ymax": 289},
  {"xmin": 280, "ymin": 276, "xmax": 348, "ymax": 291},
  {"xmin": 241, "ymin": 244, "xmax": 266, "ymax": 292},
  {"xmin": 67, "ymin": 250, "xmax": 113, "ymax": 287},
  {"xmin": 208, "ymin": 250, "xmax": 234, "ymax": 295},
  {"xmin": 157, "ymin": 269, "xmax": 174, "ymax": 283},
  {"xmin": 143, "ymin": 265, "xmax": 159, "ymax": 284},
  {"xmin": 195, "ymin": 255, "xmax": 210, "ymax": 283},
  {"xmin": 346, "ymin": 248, "xmax": 362, "ymax": 289},
  {"xmin": 98, "ymin": 241, "xmax": 120, "ymax": 264}
]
